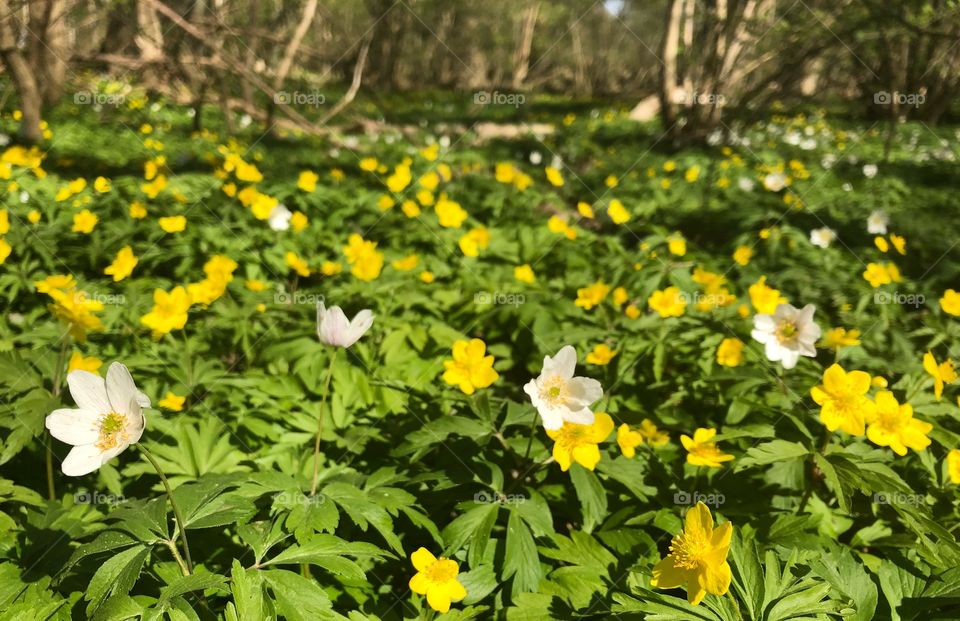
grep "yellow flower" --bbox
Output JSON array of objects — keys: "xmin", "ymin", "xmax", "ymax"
[
  {"xmin": 648, "ymin": 286, "xmax": 687, "ymax": 318},
  {"xmin": 732, "ymin": 246, "xmax": 753, "ymax": 266},
  {"xmin": 586, "ymin": 344, "xmax": 617, "ymax": 365},
  {"xmin": 68, "ymin": 351, "xmax": 102, "ymax": 374},
  {"xmin": 0, "ymin": 209, "xmax": 8, "ymax": 234},
  {"xmin": 401, "ymin": 200, "xmax": 421, "ymax": 218},
  {"xmin": 948, "ymin": 450, "xmax": 960, "ymax": 484},
  {"xmin": 343, "ymin": 234, "xmax": 384, "ymax": 281},
  {"xmin": 514, "ymin": 264, "xmax": 535, "ymax": 284},
  {"xmin": 419, "ymin": 171, "xmax": 440, "ymax": 190},
  {"xmin": 663, "ymin": 160, "xmax": 677, "ymax": 172},
  {"xmin": 575, "ymin": 282, "xmax": 610, "ymax": 310},
  {"xmin": 330, "ymin": 168, "xmax": 344, "ymax": 182},
  {"xmin": 377, "ymin": 194, "xmax": 395, "ymax": 211},
  {"xmin": 435, "ymin": 196, "xmax": 468, "ymax": 228},
  {"xmin": 35, "ymin": 274, "xmax": 76, "ymax": 294},
  {"xmin": 159, "ymin": 215, "xmax": 186, "ymax": 233},
  {"xmin": 420, "ymin": 271, "xmax": 435, "ymax": 283},
  {"xmin": 863, "ymin": 262, "xmax": 901, "ymax": 287},
  {"xmin": 297, "ymin": 170, "xmax": 318, "ymax": 192},
  {"xmin": 685, "ymin": 166, "xmax": 700, "ymax": 182},
  {"xmin": 321, "ymin": 261, "xmax": 342, "ymax": 276},
  {"xmin": 716, "ymin": 338, "xmax": 744, "ymax": 367},
  {"xmin": 27, "ymin": 209, "xmax": 41, "ymax": 224},
  {"xmin": 458, "ymin": 226, "xmax": 490, "ymax": 257},
  {"xmin": 408, "ymin": 548, "xmax": 466, "ymax": 614},
  {"xmin": 392, "ymin": 254, "xmax": 419, "ymax": 271},
  {"xmin": 890, "ymin": 233, "xmax": 906, "ymax": 255},
  {"xmin": 386, "ymin": 164, "xmax": 412, "ymax": 193},
  {"xmin": 72, "ymin": 210, "xmax": 98, "ymax": 234},
  {"xmin": 442, "ymin": 339, "xmax": 499, "ymax": 395},
  {"xmin": 285, "ymin": 251, "xmax": 311, "ymax": 277},
  {"xmin": 661, "ymin": 178, "xmax": 671, "ymax": 190},
  {"xmin": 548, "ymin": 215, "xmax": 578, "ymax": 239},
  {"xmin": 874, "ymin": 236, "xmax": 889, "ymax": 253},
  {"xmin": 545, "ymin": 166, "xmax": 564, "ymax": 187},
  {"xmin": 256, "ymin": 303, "xmax": 266, "ymax": 313},
  {"xmin": 0, "ymin": 238, "xmax": 10, "ymax": 264},
  {"xmin": 359, "ymin": 157, "xmax": 378, "ymax": 172},
  {"xmin": 617, "ymin": 423, "xmax": 644, "ymax": 458},
  {"xmin": 810, "ymin": 364, "xmax": 875, "ymax": 436},
  {"xmin": 93, "ymin": 176, "xmax": 111, "ymax": 193},
  {"xmin": 681, "ymin": 428, "xmax": 734, "ymax": 468},
  {"xmin": 923, "ymin": 351, "xmax": 957, "ymax": 401},
  {"xmin": 416, "ymin": 190, "xmax": 434, "ymax": 206},
  {"xmin": 104, "ymin": 245, "xmax": 138, "ymax": 282},
  {"xmin": 605, "ymin": 175, "xmax": 619, "ymax": 188},
  {"xmin": 872, "ymin": 376, "xmax": 888, "ymax": 389},
  {"xmin": 245, "ymin": 279, "xmax": 266, "ymax": 292},
  {"xmin": 577, "ymin": 201, "xmax": 594, "ymax": 219},
  {"xmin": 291, "ymin": 211, "xmax": 308, "ymax": 233},
  {"xmin": 625, "ymin": 304, "xmax": 640, "ymax": 319},
  {"xmin": 141, "ymin": 174, "xmax": 167, "ymax": 198},
  {"xmin": 640, "ymin": 419, "xmax": 669, "ymax": 446},
  {"xmin": 668, "ymin": 235, "xmax": 687, "ymax": 256},
  {"xmin": 546, "ymin": 412, "xmax": 614, "ymax": 471},
  {"xmin": 607, "ymin": 199, "xmax": 631, "ymax": 224},
  {"xmin": 748, "ymin": 276, "xmax": 786, "ymax": 314},
  {"xmin": 129, "ymin": 201, "xmax": 147, "ymax": 219},
  {"xmin": 158, "ymin": 392, "xmax": 186, "ymax": 412},
  {"xmin": 651, "ymin": 502, "xmax": 732, "ymax": 606},
  {"xmin": 821, "ymin": 327, "xmax": 861, "ymax": 351},
  {"xmin": 141, "ymin": 286, "xmax": 191, "ymax": 337},
  {"xmin": 612, "ymin": 287, "xmax": 629, "ymax": 307},
  {"xmin": 866, "ymin": 391, "xmax": 931, "ymax": 456},
  {"xmin": 46, "ymin": 289, "xmax": 103, "ymax": 342},
  {"xmin": 939, "ymin": 289, "xmax": 960, "ymax": 316}
]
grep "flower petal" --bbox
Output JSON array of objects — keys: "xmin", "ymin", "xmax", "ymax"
[
  {"xmin": 46, "ymin": 408, "xmax": 99, "ymax": 445},
  {"xmin": 105, "ymin": 362, "xmax": 139, "ymax": 416},
  {"xmin": 411, "ymin": 547, "xmax": 436, "ymax": 572},
  {"xmin": 61, "ymin": 444, "xmax": 105, "ymax": 476},
  {"xmin": 67, "ymin": 370, "xmax": 109, "ymax": 412}
]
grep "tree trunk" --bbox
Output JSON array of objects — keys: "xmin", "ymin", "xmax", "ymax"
[
  {"xmin": 28, "ymin": 0, "xmax": 71, "ymax": 106},
  {"xmin": 0, "ymin": 0, "xmax": 42, "ymax": 143},
  {"xmin": 511, "ymin": 1, "xmax": 540, "ymax": 89},
  {"xmin": 658, "ymin": 0, "xmax": 683, "ymax": 130}
]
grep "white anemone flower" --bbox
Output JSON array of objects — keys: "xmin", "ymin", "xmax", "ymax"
[
  {"xmin": 45, "ymin": 363, "xmax": 151, "ymax": 476},
  {"xmin": 862, "ymin": 164, "xmax": 878, "ymax": 178},
  {"xmin": 268, "ymin": 204, "xmax": 292, "ymax": 231},
  {"xmin": 867, "ymin": 210, "xmax": 889, "ymax": 235},
  {"xmin": 751, "ymin": 304, "xmax": 821, "ymax": 370},
  {"xmin": 317, "ymin": 301, "xmax": 374, "ymax": 348},
  {"xmin": 523, "ymin": 345, "xmax": 603, "ymax": 430},
  {"xmin": 763, "ymin": 172, "xmax": 787, "ymax": 192},
  {"xmin": 809, "ymin": 227, "xmax": 836, "ymax": 249}
]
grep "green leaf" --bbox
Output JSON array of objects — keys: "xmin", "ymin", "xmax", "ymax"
[
  {"xmin": 85, "ymin": 545, "xmax": 150, "ymax": 616},
  {"xmin": 503, "ymin": 509, "xmax": 542, "ymax": 597},
  {"xmin": 735, "ymin": 440, "xmax": 809, "ymax": 471},
  {"xmin": 569, "ymin": 464, "xmax": 607, "ymax": 532}
]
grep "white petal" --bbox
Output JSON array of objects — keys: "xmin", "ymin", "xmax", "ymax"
[
  {"xmin": 753, "ymin": 314, "xmax": 775, "ymax": 331},
  {"xmin": 567, "ymin": 377, "xmax": 603, "ymax": 406},
  {"xmin": 106, "ymin": 363, "xmax": 140, "ymax": 416},
  {"xmin": 780, "ymin": 349, "xmax": 800, "ymax": 369},
  {"xmin": 318, "ymin": 304, "xmax": 350, "ymax": 347},
  {"xmin": 545, "ymin": 345, "xmax": 577, "ymax": 378},
  {"xmin": 751, "ymin": 328, "xmax": 772, "ymax": 344},
  {"xmin": 347, "ymin": 309, "xmax": 374, "ymax": 346},
  {"xmin": 523, "ymin": 379, "xmax": 539, "ymax": 403},
  {"xmin": 539, "ymin": 407, "xmax": 564, "ymax": 430},
  {"xmin": 46, "ymin": 408, "xmax": 99, "ymax": 445},
  {"xmin": 764, "ymin": 340, "xmax": 784, "ymax": 361},
  {"xmin": 67, "ymin": 371, "xmax": 110, "ymax": 412},
  {"xmin": 61, "ymin": 444, "xmax": 105, "ymax": 476},
  {"xmin": 563, "ymin": 407, "xmax": 595, "ymax": 425}
]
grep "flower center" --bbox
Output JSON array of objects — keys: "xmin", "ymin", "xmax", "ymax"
[
  {"xmin": 539, "ymin": 376, "xmax": 567, "ymax": 408},
  {"xmin": 775, "ymin": 320, "xmax": 798, "ymax": 344},
  {"xmin": 96, "ymin": 412, "xmax": 129, "ymax": 451},
  {"xmin": 669, "ymin": 530, "xmax": 710, "ymax": 569},
  {"xmin": 425, "ymin": 559, "xmax": 457, "ymax": 583}
]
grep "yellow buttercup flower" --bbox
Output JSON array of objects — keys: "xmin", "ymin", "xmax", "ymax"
[
  {"xmin": 546, "ymin": 412, "xmax": 614, "ymax": 471},
  {"xmin": 297, "ymin": 170, "xmax": 318, "ymax": 192},
  {"xmin": 863, "ymin": 262, "xmax": 901, "ymax": 288},
  {"xmin": 93, "ymin": 176, "xmax": 111, "ymax": 193},
  {"xmin": 514, "ymin": 264, "xmax": 535, "ymax": 284},
  {"xmin": 442, "ymin": 339, "xmax": 499, "ymax": 395},
  {"xmin": 577, "ymin": 201, "xmax": 595, "ymax": 219},
  {"xmin": 285, "ymin": 251, "xmax": 311, "ymax": 277},
  {"xmin": 104, "ymin": 246, "xmax": 138, "ymax": 282},
  {"xmin": 408, "ymin": 548, "xmax": 467, "ymax": 614},
  {"xmin": 47, "ymin": 289, "xmax": 103, "ymax": 342},
  {"xmin": 245, "ymin": 279, "xmax": 266, "ymax": 292},
  {"xmin": 27, "ymin": 209, "xmax": 41, "ymax": 224},
  {"xmin": 625, "ymin": 304, "xmax": 641, "ymax": 319},
  {"xmin": 420, "ymin": 271, "xmax": 435, "ymax": 283},
  {"xmin": 129, "ymin": 201, "xmax": 147, "ymax": 219},
  {"xmin": 159, "ymin": 215, "xmax": 186, "ymax": 233},
  {"xmin": 548, "ymin": 215, "xmax": 578, "ymax": 239},
  {"xmin": 681, "ymin": 428, "xmax": 734, "ymax": 468},
  {"xmin": 68, "ymin": 351, "xmax": 102, "ymax": 374},
  {"xmin": 874, "ymin": 236, "xmax": 889, "ymax": 253},
  {"xmin": 651, "ymin": 502, "xmax": 732, "ymax": 606},
  {"xmin": 343, "ymin": 234, "xmax": 384, "ymax": 281},
  {"xmin": 617, "ymin": 423, "xmax": 644, "ymax": 458},
  {"xmin": 586, "ymin": 344, "xmax": 617, "ymax": 365},
  {"xmin": 890, "ymin": 233, "xmax": 906, "ymax": 255},
  {"xmin": 401, "ymin": 200, "xmax": 421, "ymax": 218},
  {"xmin": 72, "ymin": 210, "xmax": 98, "ymax": 234},
  {"xmin": 291, "ymin": 211, "xmax": 308, "ymax": 233},
  {"xmin": 948, "ymin": 450, "xmax": 960, "ymax": 484},
  {"xmin": 435, "ymin": 195, "xmax": 468, "ymax": 228},
  {"xmin": 640, "ymin": 419, "xmax": 669, "ymax": 446},
  {"xmin": 612, "ymin": 287, "xmax": 629, "ymax": 307},
  {"xmin": 810, "ymin": 363, "xmax": 875, "ymax": 436},
  {"xmin": 668, "ymin": 234, "xmax": 687, "ymax": 256},
  {"xmin": 923, "ymin": 351, "xmax": 957, "ymax": 401},
  {"xmin": 732, "ymin": 245, "xmax": 753, "ymax": 266},
  {"xmin": 159, "ymin": 392, "xmax": 186, "ymax": 412},
  {"xmin": 377, "ymin": 195, "xmax": 395, "ymax": 211},
  {"xmin": 545, "ymin": 166, "xmax": 564, "ymax": 187},
  {"xmin": 359, "ymin": 157, "xmax": 378, "ymax": 172},
  {"xmin": 939, "ymin": 289, "xmax": 960, "ymax": 316},
  {"xmin": 575, "ymin": 282, "xmax": 610, "ymax": 310},
  {"xmin": 607, "ymin": 199, "xmax": 631, "ymax": 224},
  {"xmin": 866, "ymin": 391, "xmax": 931, "ymax": 456},
  {"xmin": 321, "ymin": 261, "xmax": 342, "ymax": 276},
  {"xmin": 0, "ymin": 238, "xmax": 10, "ymax": 264},
  {"xmin": 716, "ymin": 338, "xmax": 744, "ymax": 367},
  {"xmin": 458, "ymin": 226, "xmax": 490, "ymax": 257},
  {"xmin": 821, "ymin": 327, "xmax": 861, "ymax": 351},
  {"xmin": 386, "ymin": 164, "xmax": 412, "ymax": 193},
  {"xmin": 648, "ymin": 286, "xmax": 687, "ymax": 318},
  {"xmin": 750, "ymin": 276, "xmax": 788, "ymax": 314},
  {"xmin": 605, "ymin": 175, "xmax": 619, "ymax": 188},
  {"xmin": 141, "ymin": 286, "xmax": 191, "ymax": 338},
  {"xmin": 392, "ymin": 254, "xmax": 419, "ymax": 271}
]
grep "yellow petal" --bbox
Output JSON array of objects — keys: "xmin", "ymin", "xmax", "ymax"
[
  {"xmin": 650, "ymin": 555, "xmax": 689, "ymax": 589},
  {"xmin": 684, "ymin": 502, "xmax": 714, "ymax": 539},
  {"xmin": 411, "ymin": 547, "xmax": 436, "ymax": 572},
  {"xmin": 426, "ymin": 584, "xmax": 451, "ymax": 613},
  {"xmin": 572, "ymin": 444, "xmax": 601, "ymax": 471},
  {"xmin": 409, "ymin": 572, "xmax": 429, "ymax": 594},
  {"xmin": 699, "ymin": 560, "xmax": 732, "ymax": 597}
]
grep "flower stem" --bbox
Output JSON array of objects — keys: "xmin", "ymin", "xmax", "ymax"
[
  {"xmin": 726, "ymin": 590, "xmax": 744, "ymax": 620},
  {"xmin": 522, "ymin": 411, "xmax": 539, "ymax": 460},
  {"xmin": 797, "ymin": 428, "xmax": 831, "ymax": 514},
  {"xmin": 47, "ymin": 333, "xmax": 72, "ymax": 501},
  {"xmin": 138, "ymin": 443, "xmax": 193, "ymax": 574},
  {"xmin": 310, "ymin": 349, "xmax": 339, "ymax": 496}
]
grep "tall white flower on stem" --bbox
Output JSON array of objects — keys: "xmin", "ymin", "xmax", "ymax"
[
  {"xmin": 45, "ymin": 362, "xmax": 151, "ymax": 476},
  {"xmin": 751, "ymin": 303, "xmax": 821, "ymax": 370},
  {"xmin": 867, "ymin": 210, "xmax": 889, "ymax": 235},
  {"xmin": 809, "ymin": 227, "xmax": 836, "ymax": 249},
  {"xmin": 317, "ymin": 301, "xmax": 374, "ymax": 348},
  {"xmin": 523, "ymin": 345, "xmax": 603, "ymax": 430}
]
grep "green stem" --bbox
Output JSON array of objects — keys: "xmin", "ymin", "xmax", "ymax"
[
  {"xmin": 797, "ymin": 428, "xmax": 831, "ymax": 514},
  {"xmin": 522, "ymin": 411, "xmax": 539, "ymax": 460},
  {"xmin": 47, "ymin": 334, "xmax": 72, "ymax": 501},
  {"xmin": 310, "ymin": 349, "xmax": 339, "ymax": 496},
  {"xmin": 726, "ymin": 590, "xmax": 744, "ymax": 620},
  {"xmin": 139, "ymin": 443, "xmax": 193, "ymax": 574}
]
